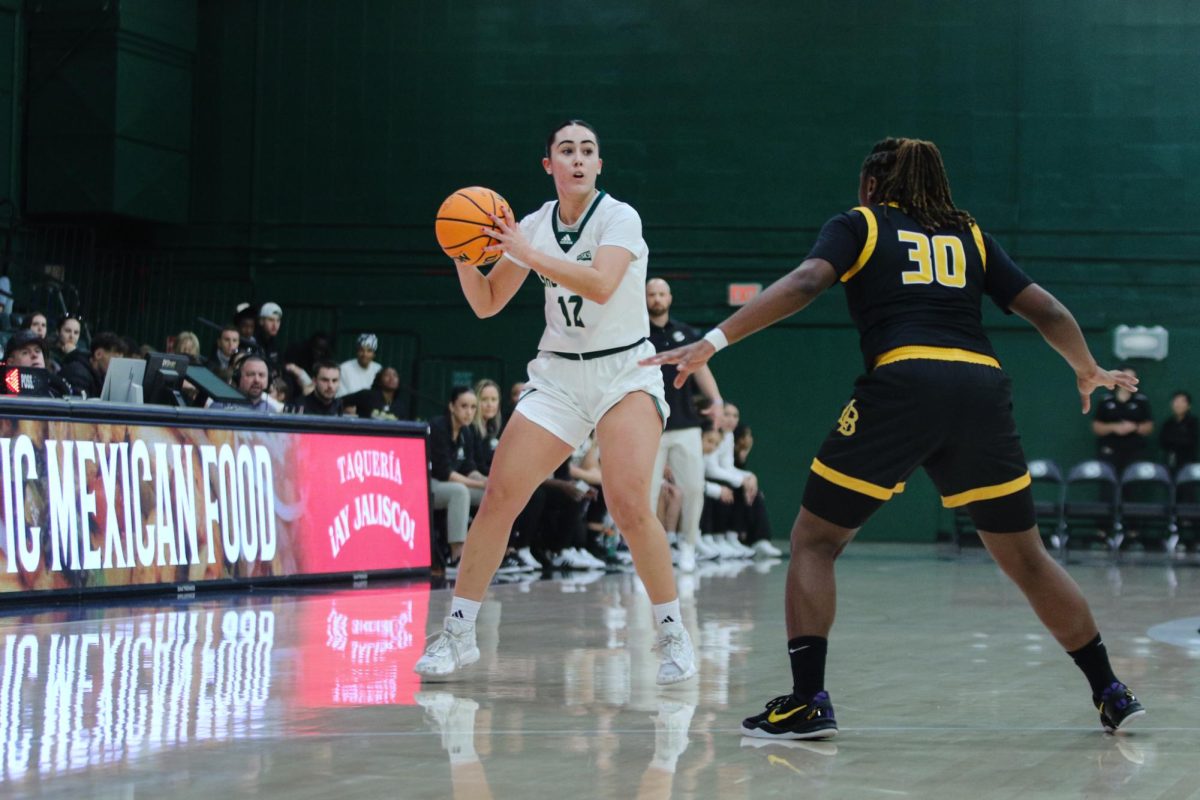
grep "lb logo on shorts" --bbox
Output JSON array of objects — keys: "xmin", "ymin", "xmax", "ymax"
[{"xmin": 837, "ymin": 399, "xmax": 858, "ymax": 437}]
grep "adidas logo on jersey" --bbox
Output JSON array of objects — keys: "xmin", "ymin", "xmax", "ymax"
[
  {"xmin": 576, "ymin": 250, "xmax": 592, "ymax": 262},
  {"xmin": 559, "ymin": 233, "xmax": 574, "ymax": 245}
]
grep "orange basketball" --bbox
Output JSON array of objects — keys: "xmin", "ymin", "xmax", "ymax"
[{"xmin": 435, "ymin": 186, "xmax": 512, "ymax": 267}]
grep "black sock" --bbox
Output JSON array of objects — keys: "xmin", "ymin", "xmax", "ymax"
[
  {"xmin": 1068, "ymin": 633, "xmax": 1118, "ymax": 698},
  {"xmin": 788, "ymin": 636, "xmax": 828, "ymax": 699}
]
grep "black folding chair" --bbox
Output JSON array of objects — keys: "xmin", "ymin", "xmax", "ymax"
[
  {"xmin": 1064, "ymin": 460, "xmax": 1121, "ymax": 550},
  {"xmin": 1173, "ymin": 463, "xmax": 1200, "ymax": 551},
  {"xmin": 1028, "ymin": 459, "xmax": 1067, "ymax": 550},
  {"xmin": 1119, "ymin": 461, "xmax": 1177, "ymax": 552}
]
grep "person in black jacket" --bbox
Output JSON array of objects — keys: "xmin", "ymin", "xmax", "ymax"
[
  {"xmin": 59, "ymin": 331, "xmax": 127, "ymax": 399},
  {"xmin": 300, "ymin": 362, "xmax": 344, "ymax": 416},
  {"xmin": 1160, "ymin": 391, "xmax": 1198, "ymax": 469},
  {"xmin": 430, "ymin": 386, "xmax": 487, "ymax": 566}
]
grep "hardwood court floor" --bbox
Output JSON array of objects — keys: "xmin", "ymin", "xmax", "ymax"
[{"xmin": 1, "ymin": 544, "xmax": 1197, "ymax": 799}]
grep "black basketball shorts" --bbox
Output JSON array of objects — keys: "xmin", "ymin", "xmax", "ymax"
[{"xmin": 802, "ymin": 355, "xmax": 1035, "ymax": 533}]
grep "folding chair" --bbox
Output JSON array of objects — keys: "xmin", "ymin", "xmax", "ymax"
[
  {"xmin": 1173, "ymin": 463, "xmax": 1200, "ymax": 552},
  {"xmin": 1028, "ymin": 459, "xmax": 1067, "ymax": 550},
  {"xmin": 1063, "ymin": 460, "xmax": 1121, "ymax": 550},
  {"xmin": 1119, "ymin": 461, "xmax": 1177, "ymax": 552}
]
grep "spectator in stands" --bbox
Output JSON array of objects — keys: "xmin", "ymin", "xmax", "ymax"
[
  {"xmin": 348, "ymin": 366, "xmax": 406, "ymax": 420},
  {"xmin": 3, "ymin": 330, "xmax": 74, "ymax": 397},
  {"xmin": 5, "ymin": 329, "xmax": 47, "ymax": 368},
  {"xmin": 268, "ymin": 376, "xmax": 293, "ymax": 409},
  {"xmin": 701, "ymin": 424, "xmax": 736, "ymax": 537},
  {"xmin": 1160, "ymin": 390, "xmax": 1198, "ymax": 470},
  {"xmin": 234, "ymin": 304, "xmax": 259, "ymax": 347},
  {"xmin": 26, "ymin": 311, "xmax": 48, "ymax": 339},
  {"xmin": 50, "ymin": 313, "xmax": 83, "ymax": 370},
  {"xmin": 301, "ymin": 361, "xmax": 344, "ymax": 416},
  {"xmin": 61, "ymin": 331, "xmax": 126, "ymax": 398},
  {"xmin": 210, "ymin": 325, "xmax": 240, "ymax": 378},
  {"xmin": 255, "ymin": 302, "xmax": 283, "ymax": 371},
  {"xmin": 337, "ymin": 333, "xmax": 382, "ymax": 396},
  {"xmin": 175, "ymin": 331, "xmax": 203, "ymax": 363},
  {"xmin": 211, "ymin": 354, "xmax": 271, "ymax": 412},
  {"xmin": 733, "ymin": 422, "xmax": 754, "ymax": 469},
  {"xmin": 1092, "ymin": 365, "xmax": 1153, "ymax": 472},
  {"xmin": 429, "ymin": 386, "xmax": 487, "ymax": 568},
  {"xmin": 472, "ymin": 379, "xmax": 503, "ymax": 474},
  {"xmin": 506, "ymin": 380, "xmax": 526, "ymax": 419}
]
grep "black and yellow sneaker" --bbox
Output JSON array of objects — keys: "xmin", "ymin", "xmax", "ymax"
[
  {"xmin": 1097, "ymin": 682, "xmax": 1145, "ymax": 733},
  {"xmin": 741, "ymin": 692, "xmax": 837, "ymax": 740}
]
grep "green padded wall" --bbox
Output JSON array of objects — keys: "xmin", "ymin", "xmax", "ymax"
[{"xmin": 145, "ymin": 1, "xmax": 1200, "ymax": 540}]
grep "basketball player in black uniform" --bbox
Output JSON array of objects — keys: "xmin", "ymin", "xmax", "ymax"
[{"xmin": 642, "ymin": 138, "xmax": 1145, "ymax": 739}]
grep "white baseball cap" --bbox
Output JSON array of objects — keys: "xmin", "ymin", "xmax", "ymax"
[{"xmin": 259, "ymin": 301, "xmax": 283, "ymax": 319}]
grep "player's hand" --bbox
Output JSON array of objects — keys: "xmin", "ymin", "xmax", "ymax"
[
  {"xmin": 719, "ymin": 486, "xmax": 734, "ymax": 504},
  {"xmin": 1076, "ymin": 365, "xmax": 1138, "ymax": 414},
  {"xmin": 742, "ymin": 473, "xmax": 759, "ymax": 502},
  {"xmin": 639, "ymin": 341, "xmax": 716, "ymax": 388},
  {"xmin": 482, "ymin": 209, "xmax": 534, "ymax": 266}
]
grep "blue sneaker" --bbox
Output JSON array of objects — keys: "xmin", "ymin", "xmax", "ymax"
[
  {"xmin": 741, "ymin": 692, "xmax": 838, "ymax": 740},
  {"xmin": 1097, "ymin": 682, "xmax": 1145, "ymax": 733}
]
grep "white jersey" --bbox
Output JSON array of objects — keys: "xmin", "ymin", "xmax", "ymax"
[{"xmin": 518, "ymin": 191, "xmax": 650, "ymax": 353}]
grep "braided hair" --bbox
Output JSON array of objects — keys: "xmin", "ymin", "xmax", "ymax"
[{"xmin": 860, "ymin": 138, "xmax": 974, "ymax": 233}]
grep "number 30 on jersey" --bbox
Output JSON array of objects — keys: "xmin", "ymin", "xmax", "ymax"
[{"xmin": 897, "ymin": 231, "xmax": 967, "ymax": 288}]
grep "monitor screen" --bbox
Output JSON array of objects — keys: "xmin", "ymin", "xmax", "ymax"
[
  {"xmin": 142, "ymin": 352, "xmax": 189, "ymax": 407},
  {"xmin": 99, "ymin": 358, "xmax": 147, "ymax": 403},
  {"xmin": 185, "ymin": 364, "xmax": 249, "ymax": 404}
]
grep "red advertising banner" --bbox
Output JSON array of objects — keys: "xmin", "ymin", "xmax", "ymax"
[{"xmin": 0, "ymin": 417, "xmax": 430, "ymax": 596}]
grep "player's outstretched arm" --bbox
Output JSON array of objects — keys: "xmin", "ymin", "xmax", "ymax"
[
  {"xmin": 640, "ymin": 258, "xmax": 837, "ymax": 389},
  {"xmin": 1008, "ymin": 283, "xmax": 1138, "ymax": 413}
]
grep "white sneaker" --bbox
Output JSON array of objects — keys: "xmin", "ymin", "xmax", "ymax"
[
  {"xmin": 711, "ymin": 534, "xmax": 739, "ymax": 559},
  {"xmin": 677, "ymin": 542, "xmax": 696, "ymax": 573},
  {"xmin": 725, "ymin": 532, "xmax": 756, "ymax": 558},
  {"xmin": 751, "ymin": 539, "xmax": 783, "ymax": 558},
  {"xmin": 656, "ymin": 625, "xmax": 697, "ymax": 685},
  {"xmin": 414, "ymin": 616, "xmax": 480, "ymax": 677},
  {"xmin": 695, "ymin": 536, "xmax": 721, "ymax": 560},
  {"xmin": 516, "ymin": 547, "xmax": 541, "ymax": 570},
  {"xmin": 574, "ymin": 547, "xmax": 607, "ymax": 569}
]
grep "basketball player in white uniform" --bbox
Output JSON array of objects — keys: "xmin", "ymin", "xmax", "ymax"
[{"xmin": 416, "ymin": 120, "xmax": 697, "ymax": 685}]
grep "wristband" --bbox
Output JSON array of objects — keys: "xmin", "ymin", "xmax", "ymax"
[
  {"xmin": 702, "ymin": 328, "xmax": 729, "ymax": 352},
  {"xmin": 505, "ymin": 253, "xmax": 532, "ymax": 270}
]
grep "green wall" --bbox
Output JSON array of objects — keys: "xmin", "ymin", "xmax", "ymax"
[{"xmin": 22, "ymin": 1, "xmax": 1200, "ymax": 541}]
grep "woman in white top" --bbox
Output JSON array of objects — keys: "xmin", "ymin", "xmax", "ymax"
[{"xmin": 416, "ymin": 120, "xmax": 695, "ymax": 685}]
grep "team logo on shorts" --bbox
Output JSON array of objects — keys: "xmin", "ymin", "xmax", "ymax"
[{"xmin": 837, "ymin": 399, "xmax": 858, "ymax": 437}]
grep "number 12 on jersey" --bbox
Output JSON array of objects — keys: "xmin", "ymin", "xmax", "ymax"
[
  {"xmin": 557, "ymin": 295, "xmax": 585, "ymax": 327},
  {"xmin": 897, "ymin": 231, "xmax": 967, "ymax": 288}
]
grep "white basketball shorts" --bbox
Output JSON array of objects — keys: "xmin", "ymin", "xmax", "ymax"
[{"xmin": 516, "ymin": 340, "xmax": 668, "ymax": 448}]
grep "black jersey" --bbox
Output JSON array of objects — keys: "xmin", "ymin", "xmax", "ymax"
[
  {"xmin": 807, "ymin": 204, "xmax": 1033, "ymax": 370},
  {"xmin": 649, "ymin": 317, "xmax": 704, "ymax": 431}
]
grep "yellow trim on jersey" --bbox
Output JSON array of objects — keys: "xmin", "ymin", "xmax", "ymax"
[
  {"xmin": 874, "ymin": 346, "xmax": 1000, "ymax": 370},
  {"xmin": 811, "ymin": 458, "xmax": 905, "ymax": 501},
  {"xmin": 941, "ymin": 472, "xmax": 1032, "ymax": 508},
  {"xmin": 840, "ymin": 206, "xmax": 877, "ymax": 283},
  {"xmin": 969, "ymin": 224, "xmax": 987, "ymax": 271}
]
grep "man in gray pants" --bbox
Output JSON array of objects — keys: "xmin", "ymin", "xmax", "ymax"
[{"xmin": 647, "ymin": 278, "xmax": 724, "ymax": 572}]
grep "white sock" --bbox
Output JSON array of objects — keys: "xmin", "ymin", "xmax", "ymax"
[
  {"xmin": 652, "ymin": 598, "xmax": 682, "ymax": 629},
  {"xmin": 449, "ymin": 596, "xmax": 481, "ymax": 625}
]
